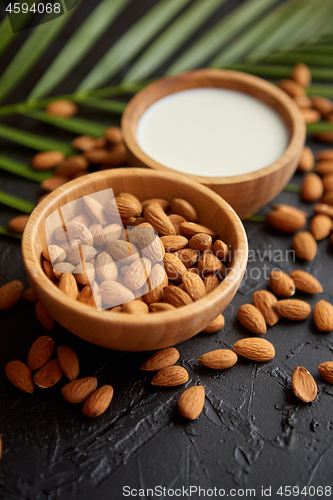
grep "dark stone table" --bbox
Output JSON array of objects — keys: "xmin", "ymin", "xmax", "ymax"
[{"xmin": 1, "ymin": 1, "xmax": 333, "ymax": 499}]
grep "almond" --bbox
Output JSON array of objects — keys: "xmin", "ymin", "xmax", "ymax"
[
  {"xmin": 7, "ymin": 214, "xmax": 29, "ymax": 233},
  {"xmin": 322, "ymin": 174, "xmax": 333, "ymax": 192},
  {"xmin": 59, "ymin": 273, "xmax": 79, "ymax": 300},
  {"xmin": 22, "ymin": 288, "xmax": 37, "ymax": 302},
  {"xmin": 0, "ymin": 280, "xmax": 23, "ymax": 310},
  {"xmin": 61, "ymin": 377, "xmax": 98, "ymax": 403},
  {"xmin": 314, "ymin": 160, "xmax": 333, "ymax": 175},
  {"xmin": 313, "ymin": 203, "xmax": 333, "ymax": 218},
  {"xmin": 52, "ymin": 262, "xmax": 75, "ymax": 279},
  {"xmin": 143, "ymin": 202, "xmax": 176, "ymax": 236},
  {"xmin": 294, "ymin": 96, "xmax": 313, "ymax": 108},
  {"xmin": 32, "ymin": 151, "xmax": 65, "ymax": 170},
  {"xmin": 124, "ymin": 257, "xmax": 151, "ymax": 291},
  {"xmin": 270, "ymin": 269, "xmax": 295, "ymax": 297},
  {"xmin": 141, "ymin": 347, "xmax": 180, "ymax": 371},
  {"xmin": 43, "ymin": 244, "xmax": 66, "ymax": 264},
  {"xmin": 291, "ymin": 63, "xmax": 311, "ymax": 87},
  {"xmin": 310, "ymin": 214, "xmax": 332, "ymax": 240},
  {"xmin": 34, "ymin": 359, "xmax": 62, "ymax": 388},
  {"xmin": 202, "ymin": 314, "xmax": 225, "ymax": 332},
  {"xmin": 57, "ymin": 346, "xmax": 79, "ymax": 381},
  {"xmin": 168, "ymin": 213, "xmax": 185, "ymax": 234},
  {"xmin": 233, "ymin": 338, "xmax": 275, "ymax": 362},
  {"xmin": 78, "ymin": 283, "xmax": 100, "ymax": 309},
  {"xmin": 82, "ymin": 385, "xmax": 114, "ymax": 417},
  {"xmin": 188, "ymin": 233, "xmax": 212, "ymax": 252},
  {"xmin": 291, "ymin": 366, "xmax": 317, "ymax": 402},
  {"xmin": 83, "ymin": 196, "xmax": 107, "ymax": 225},
  {"xmin": 164, "ymin": 286, "xmax": 193, "ymax": 308},
  {"xmin": 211, "ymin": 239, "xmax": 229, "ymax": 261},
  {"xmin": 137, "ymin": 229, "xmax": 165, "ymax": 261},
  {"xmin": 55, "ymin": 155, "xmax": 89, "ymax": 178},
  {"xmin": 104, "ymin": 126, "xmax": 122, "ymax": 145},
  {"xmin": 107, "ymin": 240, "xmax": 139, "ymax": 264},
  {"xmin": 292, "ymin": 231, "xmax": 317, "ymax": 261},
  {"xmin": 178, "ymin": 386, "xmax": 205, "ymax": 420},
  {"xmin": 266, "ymin": 208, "xmax": 306, "ymax": 233},
  {"xmin": 100, "ymin": 223, "xmax": 123, "ymax": 246},
  {"xmin": 297, "ymin": 146, "xmax": 315, "ymax": 172},
  {"xmin": 318, "ymin": 361, "xmax": 333, "ymax": 384},
  {"xmin": 54, "ymin": 221, "xmax": 86, "ymax": 241},
  {"xmin": 177, "ymin": 248, "xmax": 198, "ymax": 268},
  {"xmin": 278, "ymin": 79, "xmax": 306, "ymax": 98},
  {"xmin": 5, "ymin": 360, "xmax": 34, "ymax": 393},
  {"xmin": 41, "ymin": 175, "xmax": 68, "ymax": 192},
  {"xmin": 301, "ymin": 108, "xmax": 321, "ymax": 124},
  {"xmin": 197, "ymin": 349, "xmax": 237, "ymax": 369},
  {"xmin": 182, "ymin": 271, "xmax": 206, "ymax": 301},
  {"xmin": 46, "ymin": 99, "xmax": 78, "ymax": 117},
  {"xmin": 122, "ymin": 300, "xmax": 149, "ymax": 314},
  {"xmin": 204, "ymin": 273, "xmax": 220, "ymax": 294},
  {"xmin": 237, "ymin": 304, "xmax": 266, "ymax": 334},
  {"xmin": 160, "ymin": 235, "xmax": 188, "ymax": 252},
  {"xmin": 289, "ymin": 270, "xmax": 323, "ymax": 294},
  {"xmin": 115, "ymin": 193, "xmax": 142, "ymax": 218},
  {"xmin": 84, "ymin": 147, "xmax": 126, "ymax": 166},
  {"xmin": 253, "ymin": 290, "xmax": 279, "ymax": 326},
  {"xmin": 301, "ymin": 173, "xmax": 324, "ymax": 202},
  {"xmin": 316, "ymin": 150, "xmax": 333, "ymax": 161},
  {"xmin": 43, "ymin": 261, "xmax": 56, "ymax": 281},
  {"xmin": 198, "ymin": 251, "xmax": 222, "ymax": 275},
  {"xmin": 27, "ymin": 335, "xmax": 55, "ymax": 371},
  {"xmin": 144, "ymin": 263, "xmax": 168, "ymax": 304},
  {"xmin": 314, "ymin": 131, "xmax": 333, "ymax": 143},
  {"xmin": 149, "ymin": 302, "xmax": 176, "ymax": 313},
  {"xmin": 72, "ymin": 135, "xmax": 105, "ymax": 151},
  {"xmin": 179, "ymin": 221, "xmax": 216, "ymax": 239},
  {"xmin": 321, "ymin": 191, "xmax": 333, "ymax": 205},
  {"xmin": 313, "ymin": 300, "xmax": 333, "ymax": 332},
  {"xmin": 73, "ymin": 262, "xmax": 95, "ymax": 285},
  {"xmin": 163, "ymin": 253, "xmax": 186, "ymax": 281},
  {"xmin": 170, "ymin": 198, "xmax": 198, "ymax": 223},
  {"xmin": 141, "ymin": 198, "xmax": 170, "ymax": 212},
  {"xmin": 151, "ymin": 366, "xmax": 188, "ymax": 387},
  {"xmin": 35, "ymin": 301, "xmax": 55, "ymax": 331},
  {"xmin": 96, "ymin": 252, "xmax": 118, "ymax": 282},
  {"xmin": 312, "ymin": 96, "xmax": 333, "ymax": 116},
  {"xmin": 100, "ymin": 280, "xmax": 135, "ymax": 307},
  {"xmin": 275, "ymin": 299, "xmax": 311, "ymax": 320}
]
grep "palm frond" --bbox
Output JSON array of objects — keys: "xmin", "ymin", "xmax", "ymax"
[
  {"xmin": 0, "ymin": 155, "xmax": 52, "ymax": 182},
  {"xmin": 0, "ymin": 124, "xmax": 74, "ymax": 154}
]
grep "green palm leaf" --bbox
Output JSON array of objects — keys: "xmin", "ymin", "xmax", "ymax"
[
  {"xmin": 0, "ymin": 124, "xmax": 74, "ymax": 154},
  {"xmin": 78, "ymin": 0, "xmax": 192, "ymax": 92},
  {"xmin": 28, "ymin": 0, "xmax": 131, "ymax": 100},
  {"xmin": 0, "ymin": 155, "xmax": 52, "ymax": 182}
]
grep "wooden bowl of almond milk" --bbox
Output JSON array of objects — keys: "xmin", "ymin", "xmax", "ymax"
[{"xmin": 122, "ymin": 69, "xmax": 306, "ymax": 219}]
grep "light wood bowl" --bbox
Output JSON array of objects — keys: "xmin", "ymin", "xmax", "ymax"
[
  {"xmin": 122, "ymin": 69, "xmax": 306, "ymax": 220},
  {"xmin": 22, "ymin": 168, "xmax": 247, "ymax": 351}
]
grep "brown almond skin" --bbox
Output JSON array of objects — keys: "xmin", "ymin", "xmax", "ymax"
[
  {"xmin": 0, "ymin": 280, "xmax": 23, "ymax": 310},
  {"xmin": 290, "ymin": 270, "xmax": 323, "ymax": 294},
  {"xmin": 274, "ymin": 299, "xmax": 311, "ymax": 321},
  {"xmin": 233, "ymin": 338, "xmax": 275, "ymax": 362},
  {"xmin": 318, "ymin": 362, "xmax": 333, "ymax": 384},
  {"xmin": 314, "ymin": 300, "xmax": 333, "ymax": 332},
  {"xmin": 314, "ymin": 161, "xmax": 333, "ymax": 176},
  {"xmin": 212, "ymin": 239, "xmax": 229, "ymax": 261},
  {"xmin": 316, "ymin": 150, "xmax": 333, "ymax": 162},
  {"xmin": 291, "ymin": 366, "xmax": 317, "ymax": 403},
  {"xmin": 188, "ymin": 233, "xmax": 212, "ymax": 252},
  {"xmin": 182, "ymin": 271, "xmax": 207, "ymax": 301},
  {"xmin": 198, "ymin": 349, "xmax": 237, "ymax": 370},
  {"xmin": 164, "ymin": 286, "xmax": 193, "ymax": 308},
  {"xmin": 292, "ymin": 231, "xmax": 317, "ymax": 261},
  {"xmin": 32, "ymin": 151, "xmax": 65, "ymax": 170},
  {"xmin": 57, "ymin": 346, "xmax": 80, "ymax": 381},
  {"xmin": 141, "ymin": 347, "xmax": 180, "ymax": 371},
  {"xmin": 61, "ymin": 377, "xmax": 98, "ymax": 403},
  {"xmin": 314, "ymin": 131, "xmax": 333, "ymax": 143},
  {"xmin": 266, "ymin": 209, "xmax": 306, "ymax": 233},
  {"xmin": 270, "ymin": 270, "xmax": 295, "ymax": 297},
  {"xmin": 170, "ymin": 198, "xmax": 198, "ymax": 223},
  {"xmin": 59, "ymin": 273, "xmax": 79, "ymax": 300},
  {"xmin": 301, "ymin": 173, "xmax": 324, "ymax": 202},
  {"xmin": 297, "ymin": 146, "xmax": 315, "ymax": 172},
  {"xmin": 34, "ymin": 359, "xmax": 62, "ymax": 388},
  {"xmin": 5, "ymin": 360, "xmax": 34, "ymax": 393},
  {"xmin": 35, "ymin": 301, "xmax": 55, "ymax": 331},
  {"xmin": 82, "ymin": 385, "xmax": 114, "ymax": 418},
  {"xmin": 104, "ymin": 126, "xmax": 122, "ymax": 145},
  {"xmin": 149, "ymin": 302, "xmax": 176, "ymax": 313},
  {"xmin": 301, "ymin": 108, "xmax": 321, "ymax": 124},
  {"xmin": 310, "ymin": 214, "xmax": 332, "ymax": 240},
  {"xmin": 253, "ymin": 290, "xmax": 279, "ymax": 326},
  {"xmin": 163, "ymin": 253, "xmax": 187, "ymax": 281},
  {"xmin": 202, "ymin": 314, "xmax": 225, "ymax": 333},
  {"xmin": 7, "ymin": 215, "xmax": 29, "ymax": 233},
  {"xmin": 151, "ymin": 366, "xmax": 188, "ymax": 387},
  {"xmin": 178, "ymin": 386, "xmax": 205, "ymax": 420},
  {"xmin": 122, "ymin": 300, "xmax": 149, "ymax": 314},
  {"xmin": 22, "ymin": 288, "xmax": 38, "ymax": 302},
  {"xmin": 237, "ymin": 304, "xmax": 267, "ymax": 334},
  {"xmin": 179, "ymin": 222, "xmax": 216, "ymax": 239},
  {"xmin": 278, "ymin": 79, "xmax": 306, "ymax": 98},
  {"xmin": 27, "ymin": 336, "xmax": 55, "ymax": 371},
  {"xmin": 291, "ymin": 63, "xmax": 311, "ymax": 87},
  {"xmin": 313, "ymin": 203, "xmax": 333, "ymax": 218},
  {"xmin": 160, "ymin": 235, "xmax": 188, "ymax": 252},
  {"xmin": 46, "ymin": 100, "xmax": 78, "ymax": 118}
]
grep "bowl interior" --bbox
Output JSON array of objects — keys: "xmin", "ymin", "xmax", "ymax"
[{"xmin": 22, "ymin": 168, "xmax": 248, "ymax": 350}]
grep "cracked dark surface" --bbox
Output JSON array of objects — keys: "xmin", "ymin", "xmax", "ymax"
[{"xmin": 1, "ymin": 1, "xmax": 333, "ymax": 498}]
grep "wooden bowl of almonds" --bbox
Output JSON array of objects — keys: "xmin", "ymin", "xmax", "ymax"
[{"xmin": 22, "ymin": 168, "xmax": 248, "ymax": 351}]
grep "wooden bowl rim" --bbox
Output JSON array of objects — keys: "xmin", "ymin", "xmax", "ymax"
[
  {"xmin": 121, "ymin": 69, "xmax": 306, "ymax": 185},
  {"xmin": 22, "ymin": 168, "xmax": 248, "ymax": 327}
]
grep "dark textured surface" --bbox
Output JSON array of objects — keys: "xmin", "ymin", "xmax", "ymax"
[{"xmin": 1, "ymin": 1, "xmax": 333, "ymax": 499}]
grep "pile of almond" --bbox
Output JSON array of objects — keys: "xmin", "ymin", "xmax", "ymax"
[
  {"xmin": 5, "ymin": 335, "xmax": 113, "ymax": 418},
  {"xmin": 41, "ymin": 194, "xmax": 227, "ymax": 329}
]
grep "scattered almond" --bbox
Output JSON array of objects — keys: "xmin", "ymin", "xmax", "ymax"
[
  {"xmin": 313, "ymin": 131, "xmax": 333, "ymax": 143},
  {"xmin": 301, "ymin": 173, "xmax": 324, "ymax": 202},
  {"xmin": 313, "ymin": 203, "xmax": 333, "ymax": 218},
  {"xmin": 0, "ymin": 280, "xmax": 23, "ymax": 310},
  {"xmin": 5, "ymin": 360, "xmax": 34, "ymax": 393},
  {"xmin": 61, "ymin": 377, "xmax": 98, "ymax": 403},
  {"xmin": 41, "ymin": 175, "xmax": 69, "ymax": 192},
  {"xmin": 314, "ymin": 160, "xmax": 333, "ymax": 175},
  {"xmin": 318, "ymin": 362, "xmax": 333, "ymax": 384},
  {"xmin": 104, "ymin": 126, "xmax": 122, "ymax": 145},
  {"xmin": 278, "ymin": 79, "xmax": 306, "ymax": 98},
  {"xmin": 270, "ymin": 269, "xmax": 295, "ymax": 297},
  {"xmin": 292, "ymin": 231, "xmax": 317, "ymax": 261},
  {"xmin": 34, "ymin": 359, "xmax": 62, "ymax": 388},
  {"xmin": 313, "ymin": 300, "xmax": 333, "ymax": 332},
  {"xmin": 310, "ymin": 214, "xmax": 332, "ymax": 240},
  {"xmin": 46, "ymin": 99, "xmax": 78, "ymax": 118},
  {"xmin": 301, "ymin": 108, "xmax": 321, "ymax": 124},
  {"xmin": 7, "ymin": 215, "xmax": 29, "ymax": 233},
  {"xmin": 35, "ymin": 301, "xmax": 55, "ymax": 331},
  {"xmin": 316, "ymin": 150, "xmax": 333, "ymax": 161},
  {"xmin": 82, "ymin": 385, "xmax": 114, "ymax": 417},
  {"xmin": 297, "ymin": 146, "xmax": 315, "ymax": 172},
  {"xmin": 289, "ymin": 270, "xmax": 323, "ymax": 294},
  {"xmin": 57, "ymin": 346, "xmax": 79, "ymax": 381},
  {"xmin": 311, "ymin": 96, "xmax": 333, "ymax": 116},
  {"xmin": 55, "ymin": 155, "xmax": 88, "ymax": 178},
  {"xmin": 72, "ymin": 135, "xmax": 105, "ymax": 151},
  {"xmin": 291, "ymin": 366, "xmax": 317, "ymax": 402},
  {"xmin": 291, "ymin": 63, "xmax": 311, "ymax": 87},
  {"xmin": 237, "ymin": 303, "xmax": 266, "ymax": 334},
  {"xmin": 27, "ymin": 335, "xmax": 55, "ymax": 371},
  {"xmin": 253, "ymin": 290, "xmax": 279, "ymax": 326},
  {"xmin": 32, "ymin": 151, "xmax": 65, "ymax": 170},
  {"xmin": 178, "ymin": 386, "xmax": 205, "ymax": 420},
  {"xmin": 275, "ymin": 299, "xmax": 311, "ymax": 321},
  {"xmin": 22, "ymin": 288, "xmax": 37, "ymax": 302},
  {"xmin": 202, "ymin": 314, "xmax": 225, "ymax": 333},
  {"xmin": 141, "ymin": 347, "xmax": 180, "ymax": 371},
  {"xmin": 266, "ymin": 207, "xmax": 306, "ymax": 233},
  {"xmin": 233, "ymin": 338, "xmax": 275, "ymax": 362},
  {"xmin": 151, "ymin": 366, "xmax": 188, "ymax": 387},
  {"xmin": 198, "ymin": 349, "xmax": 237, "ymax": 369}
]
